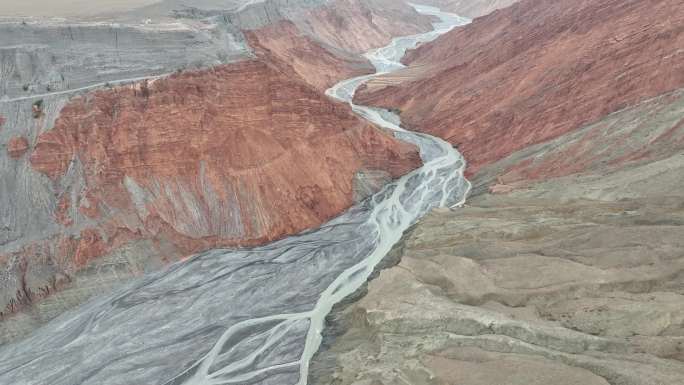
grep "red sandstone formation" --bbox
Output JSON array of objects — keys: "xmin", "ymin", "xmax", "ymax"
[
  {"xmin": 1, "ymin": 0, "xmax": 436, "ymax": 323},
  {"xmin": 244, "ymin": 0, "xmax": 441, "ymax": 92},
  {"xmin": 29, "ymin": 58, "xmax": 420, "ymax": 264},
  {"xmin": 298, "ymin": 0, "xmax": 434, "ymax": 54},
  {"xmin": 7, "ymin": 136, "xmax": 29, "ymax": 158},
  {"xmin": 244, "ymin": 21, "xmax": 373, "ymax": 92},
  {"xmin": 5, "ymin": 55, "xmax": 420, "ymax": 319},
  {"xmin": 355, "ymin": 0, "xmax": 684, "ymax": 175}
]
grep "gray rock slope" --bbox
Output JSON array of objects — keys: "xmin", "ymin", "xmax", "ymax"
[{"xmin": 311, "ymin": 89, "xmax": 684, "ymax": 385}]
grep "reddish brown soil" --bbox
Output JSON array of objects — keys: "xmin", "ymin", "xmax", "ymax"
[{"xmin": 244, "ymin": 20, "xmax": 373, "ymax": 92}]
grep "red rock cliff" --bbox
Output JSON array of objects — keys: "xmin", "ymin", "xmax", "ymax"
[
  {"xmin": 355, "ymin": 0, "xmax": 684, "ymax": 175},
  {"xmin": 244, "ymin": 21, "xmax": 374, "ymax": 92},
  {"xmin": 296, "ymin": 0, "xmax": 434, "ymax": 54},
  {"xmin": 1, "ymin": 0, "xmax": 434, "ymax": 325},
  {"xmin": 29, "ymin": 58, "xmax": 421, "ymax": 265}
]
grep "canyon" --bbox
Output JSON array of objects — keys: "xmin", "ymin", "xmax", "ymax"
[
  {"xmin": 0, "ymin": 0, "xmax": 433, "ymax": 340},
  {"xmin": 355, "ymin": 0, "xmax": 684, "ymax": 175},
  {"xmin": 420, "ymin": 0, "xmax": 519, "ymax": 18},
  {"xmin": 1, "ymin": 0, "xmax": 684, "ymax": 384},
  {"xmin": 310, "ymin": 1, "xmax": 684, "ymax": 384},
  {"xmin": 0, "ymin": 5, "xmax": 470, "ymax": 385}
]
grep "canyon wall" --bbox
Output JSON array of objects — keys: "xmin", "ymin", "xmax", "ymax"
[
  {"xmin": 355, "ymin": 0, "xmax": 684, "ymax": 175},
  {"xmin": 0, "ymin": 56, "xmax": 421, "ymax": 333},
  {"xmin": 313, "ymin": 1, "xmax": 684, "ymax": 384},
  {"xmin": 244, "ymin": 21, "xmax": 374, "ymax": 92},
  {"xmin": 292, "ymin": 0, "xmax": 434, "ymax": 54},
  {"xmin": 0, "ymin": 0, "xmax": 434, "ymax": 339},
  {"xmin": 29, "ymin": 59, "xmax": 421, "ymax": 249}
]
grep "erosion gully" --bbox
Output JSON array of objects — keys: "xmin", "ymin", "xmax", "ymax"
[{"xmin": 0, "ymin": 4, "xmax": 470, "ymax": 385}]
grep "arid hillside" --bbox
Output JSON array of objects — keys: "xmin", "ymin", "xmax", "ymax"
[
  {"xmin": 312, "ymin": 1, "xmax": 684, "ymax": 384},
  {"xmin": 355, "ymin": 0, "xmax": 684, "ymax": 174},
  {"xmin": 313, "ymin": 86, "xmax": 684, "ymax": 385},
  {"xmin": 244, "ymin": 21, "xmax": 374, "ymax": 92}
]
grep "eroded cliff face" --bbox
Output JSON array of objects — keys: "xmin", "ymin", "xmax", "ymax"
[
  {"xmin": 293, "ymin": 0, "xmax": 434, "ymax": 54},
  {"xmin": 355, "ymin": 0, "xmax": 684, "ymax": 175},
  {"xmin": 30, "ymin": 59, "xmax": 420, "ymax": 248},
  {"xmin": 0, "ymin": 58, "xmax": 421, "ymax": 326},
  {"xmin": 244, "ymin": 21, "xmax": 374, "ymax": 92}
]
